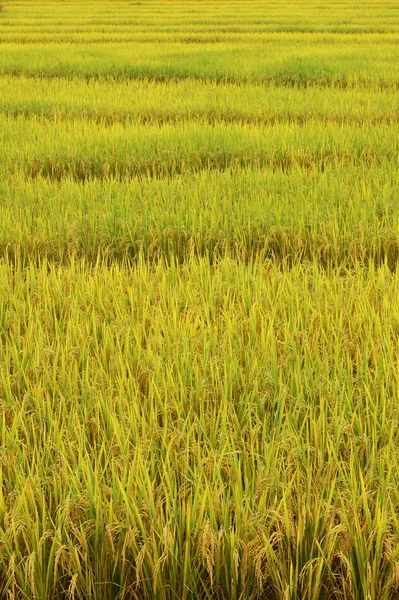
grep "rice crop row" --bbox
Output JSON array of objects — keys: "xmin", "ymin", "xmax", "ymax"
[
  {"xmin": 1, "ymin": 41, "xmax": 399, "ymax": 89},
  {"xmin": 3, "ymin": 32, "xmax": 399, "ymax": 45},
  {"xmin": 2, "ymin": 257, "xmax": 399, "ymax": 600},
  {"xmin": 1, "ymin": 168, "xmax": 399, "ymax": 268},
  {"xmin": 2, "ymin": 117, "xmax": 399, "ymax": 182},
  {"xmin": 3, "ymin": 0, "xmax": 399, "ymax": 32},
  {"xmin": 1, "ymin": 76, "xmax": 399, "ymax": 126},
  {"xmin": 2, "ymin": 0, "xmax": 399, "ymax": 47}
]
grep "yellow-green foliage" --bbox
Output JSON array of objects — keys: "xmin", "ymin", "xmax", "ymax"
[
  {"xmin": 1, "ymin": 0, "xmax": 399, "ymax": 598},
  {"xmin": 3, "ymin": 258, "xmax": 399, "ymax": 600}
]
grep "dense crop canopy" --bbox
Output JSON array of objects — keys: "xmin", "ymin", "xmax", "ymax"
[{"xmin": 1, "ymin": 0, "xmax": 399, "ymax": 598}]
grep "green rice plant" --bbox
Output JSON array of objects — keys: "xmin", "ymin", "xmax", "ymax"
[
  {"xmin": 1, "ymin": 258, "xmax": 399, "ymax": 598},
  {"xmin": 2, "ymin": 0, "xmax": 399, "ymax": 597},
  {"xmin": 1, "ymin": 76, "xmax": 399, "ymax": 126},
  {"xmin": 0, "ymin": 39, "xmax": 399, "ymax": 88},
  {"xmin": 1, "ymin": 166, "xmax": 399, "ymax": 268},
  {"xmin": 1, "ymin": 117, "xmax": 399, "ymax": 182}
]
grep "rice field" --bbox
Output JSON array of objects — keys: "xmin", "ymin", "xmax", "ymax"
[{"xmin": 1, "ymin": 0, "xmax": 399, "ymax": 598}]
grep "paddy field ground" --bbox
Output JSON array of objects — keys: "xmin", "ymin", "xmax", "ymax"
[{"xmin": 1, "ymin": 1, "xmax": 399, "ymax": 598}]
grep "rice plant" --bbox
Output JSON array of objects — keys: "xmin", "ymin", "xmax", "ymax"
[{"xmin": 1, "ymin": 0, "xmax": 399, "ymax": 597}]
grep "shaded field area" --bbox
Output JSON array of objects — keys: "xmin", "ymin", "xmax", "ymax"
[{"xmin": 1, "ymin": 0, "xmax": 399, "ymax": 598}]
